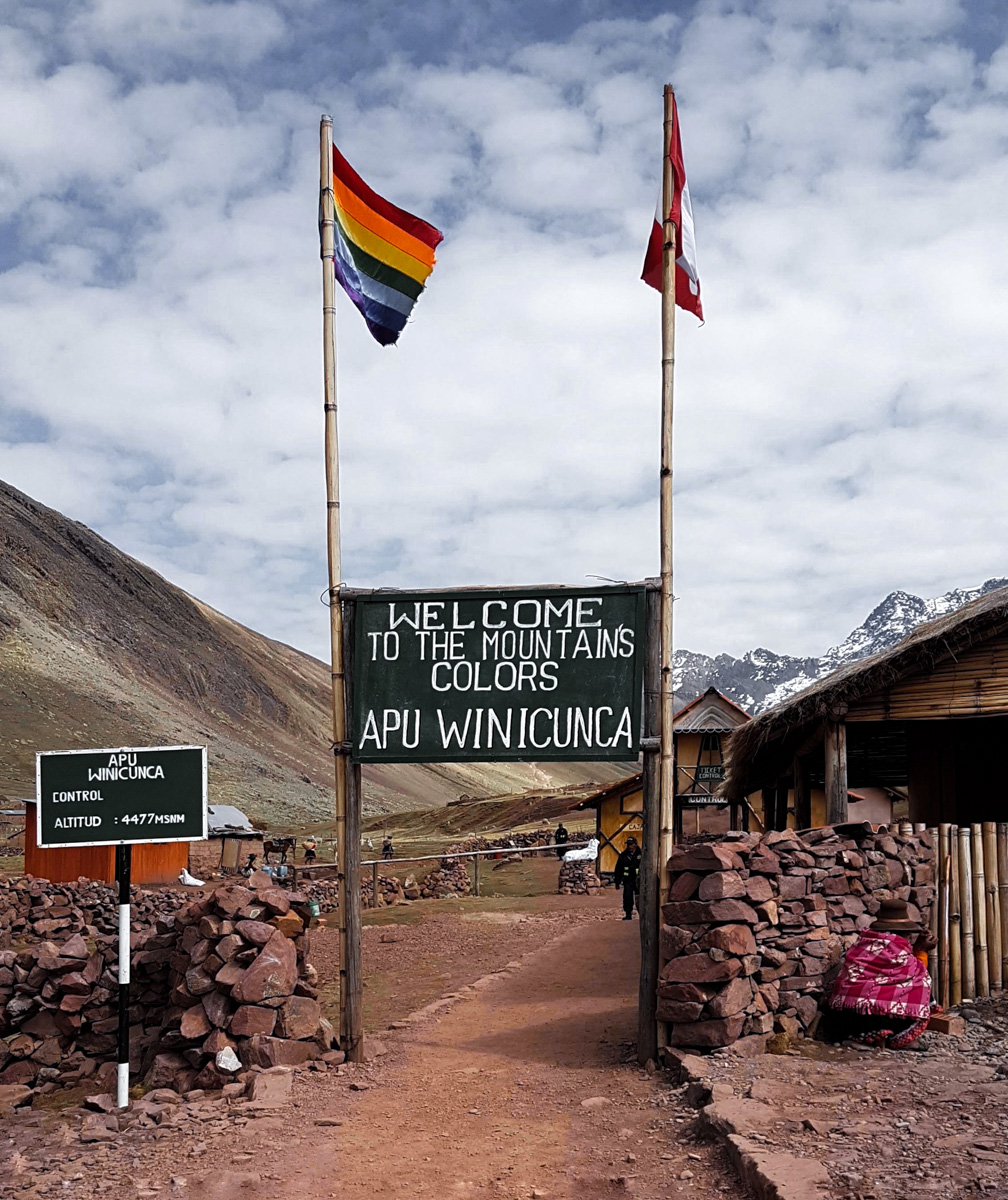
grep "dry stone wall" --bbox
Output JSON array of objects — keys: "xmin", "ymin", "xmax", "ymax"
[
  {"xmin": 0, "ymin": 876, "xmax": 190, "ymax": 948},
  {"xmin": 558, "ymin": 860, "xmax": 601, "ymax": 895},
  {"xmin": 0, "ymin": 872, "xmax": 333, "ymax": 1099},
  {"xmin": 658, "ymin": 825, "xmax": 935, "ymax": 1050}
]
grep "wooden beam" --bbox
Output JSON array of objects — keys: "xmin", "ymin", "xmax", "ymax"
[
  {"xmin": 793, "ymin": 755, "xmax": 811, "ymax": 830},
  {"xmin": 824, "ymin": 718, "xmax": 848, "ymax": 826}
]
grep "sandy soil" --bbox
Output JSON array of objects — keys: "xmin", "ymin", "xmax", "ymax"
[{"xmin": 2, "ymin": 899, "xmax": 744, "ymax": 1200}]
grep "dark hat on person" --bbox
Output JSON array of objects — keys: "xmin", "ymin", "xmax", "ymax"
[
  {"xmin": 870, "ymin": 898, "xmax": 920, "ymax": 933},
  {"xmin": 625, "ymin": 835, "xmax": 638, "ymax": 846}
]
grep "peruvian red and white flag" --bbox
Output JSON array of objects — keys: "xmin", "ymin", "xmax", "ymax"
[{"xmin": 641, "ymin": 93, "xmax": 703, "ymax": 321}]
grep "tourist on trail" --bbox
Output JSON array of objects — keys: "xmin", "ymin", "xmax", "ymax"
[
  {"xmin": 555, "ymin": 822, "xmax": 569, "ymax": 858},
  {"xmin": 302, "ymin": 836, "xmax": 317, "ymax": 865},
  {"xmin": 382, "ymin": 835, "xmax": 394, "ymax": 860},
  {"xmin": 824, "ymin": 898, "xmax": 935, "ymax": 1048},
  {"xmin": 614, "ymin": 836, "xmax": 642, "ymax": 920}
]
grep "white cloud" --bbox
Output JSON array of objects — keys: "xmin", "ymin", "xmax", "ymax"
[{"xmin": 1, "ymin": 0, "xmax": 1008, "ymax": 675}]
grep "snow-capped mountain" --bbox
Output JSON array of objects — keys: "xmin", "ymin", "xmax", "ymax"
[{"xmin": 674, "ymin": 578, "xmax": 1008, "ymax": 715}]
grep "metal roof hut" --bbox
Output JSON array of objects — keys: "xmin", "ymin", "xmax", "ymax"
[
  {"xmin": 723, "ymin": 584, "xmax": 1008, "ymax": 828},
  {"xmin": 188, "ymin": 804, "xmax": 263, "ymax": 877},
  {"xmin": 577, "ymin": 687, "xmax": 755, "ymax": 872}
]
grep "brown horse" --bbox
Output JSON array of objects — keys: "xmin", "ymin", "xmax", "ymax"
[{"xmin": 263, "ymin": 835, "xmax": 296, "ymax": 864}]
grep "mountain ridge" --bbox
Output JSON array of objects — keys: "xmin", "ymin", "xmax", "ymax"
[
  {"xmin": 674, "ymin": 577, "xmax": 1008, "ymax": 714},
  {"xmin": 0, "ymin": 479, "xmax": 628, "ymax": 825}
]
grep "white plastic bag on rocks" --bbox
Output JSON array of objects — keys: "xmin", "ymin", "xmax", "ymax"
[
  {"xmin": 563, "ymin": 838, "xmax": 599, "ymax": 862},
  {"xmin": 178, "ymin": 869, "xmax": 205, "ymax": 886},
  {"xmin": 216, "ymin": 1047, "xmax": 241, "ymax": 1073}
]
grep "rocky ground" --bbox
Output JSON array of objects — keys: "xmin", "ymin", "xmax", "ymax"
[
  {"xmin": 0, "ymin": 896, "xmax": 742, "ymax": 1200},
  {"xmin": 683, "ymin": 994, "xmax": 1008, "ymax": 1198}
]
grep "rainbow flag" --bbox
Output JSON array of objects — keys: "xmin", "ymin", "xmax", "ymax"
[{"xmin": 331, "ymin": 146, "xmax": 443, "ymax": 345}]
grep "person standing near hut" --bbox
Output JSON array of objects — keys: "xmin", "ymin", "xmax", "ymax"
[
  {"xmin": 555, "ymin": 821, "xmax": 569, "ymax": 859},
  {"xmin": 825, "ymin": 899, "xmax": 936, "ymax": 1048},
  {"xmin": 614, "ymin": 836, "xmax": 642, "ymax": 920}
]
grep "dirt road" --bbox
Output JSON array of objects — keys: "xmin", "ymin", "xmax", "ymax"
[
  {"xmin": 211, "ymin": 913, "xmax": 739, "ymax": 1200},
  {"xmin": 3, "ymin": 908, "xmax": 742, "ymax": 1200}
]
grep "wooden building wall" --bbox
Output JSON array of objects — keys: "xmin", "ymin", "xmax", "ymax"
[
  {"xmin": 596, "ymin": 785, "xmax": 643, "ymax": 875},
  {"xmin": 24, "ymin": 802, "xmax": 190, "ymax": 884}
]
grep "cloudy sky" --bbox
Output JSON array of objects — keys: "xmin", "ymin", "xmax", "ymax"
[{"xmin": 2, "ymin": 0, "xmax": 1007, "ymax": 665}]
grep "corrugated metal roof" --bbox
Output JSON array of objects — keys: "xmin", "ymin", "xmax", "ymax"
[{"xmin": 207, "ymin": 804, "xmax": 254, "ymax": 835}]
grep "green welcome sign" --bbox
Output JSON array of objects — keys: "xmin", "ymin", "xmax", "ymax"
[
  {"xmin": 36, "ymin": 745, "xmax": 207, "ymax": 848},
  {"xmin": 352, "ymin": 585, "xmax": 645, "ymax": 763}
]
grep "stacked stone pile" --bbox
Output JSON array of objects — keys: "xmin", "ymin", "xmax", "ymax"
[
  {"xmin": 360, "ymin": 873, "xmax": 420, "ymax": 907},
  {"xmin": 0, "ymin": 924, "xmax": 174, "ymax": 1092},
  {"xmin": 659, "ymin": 825, "xmax": 935, "ymax": 1050},
  {"xmin": 558, "ymin": 860, "xmax": 601, "ymax": 895},
  {"xmin": 0, "ymin": 876, "xmax": 190, "ymax": 948},
  {"xmin": 419, "ymin": 859, "xmax": 472, "ymax": 898},
  {"xmin": 448, "ymin": 830, "xmax": 553, "ymax": 854},
  {"xmin": 146, "ymin": 871, "xmax": 334, "ymax": 1094}
]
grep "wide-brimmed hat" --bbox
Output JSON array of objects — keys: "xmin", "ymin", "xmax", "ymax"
[{"xmin": 870, "ymin": 898, "xmax": 920, "ymax": 933}]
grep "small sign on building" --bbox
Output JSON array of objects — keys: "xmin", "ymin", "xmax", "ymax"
[{"xmin": 36, "ymin": 745, "xmax": 207, "ymax": 848}]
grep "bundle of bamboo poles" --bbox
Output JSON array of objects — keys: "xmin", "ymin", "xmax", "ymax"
[{"xmin": 932, "ymin": 822, "xmax": 1008, "ymax": 1006}]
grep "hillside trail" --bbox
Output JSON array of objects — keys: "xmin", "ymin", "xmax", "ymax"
[{"xmin": 211, "ymin": 914, "xmax": 740, "ymax": 1200}]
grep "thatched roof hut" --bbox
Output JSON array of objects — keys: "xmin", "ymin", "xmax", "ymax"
[{"xmin": 723, "ymin": 584, "xmax": 1008, "ymax": 828}]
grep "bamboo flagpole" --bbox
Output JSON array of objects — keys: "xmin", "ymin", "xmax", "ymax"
[
  {"xmin": 938, "ymin": 823, "xmax": 951, "ymax": 1010},
  {"xmin": 998, "ymin": 823, "xmax": 1008, "ymax": 985},
  {"xmin": 318, "ymin": 115, "xmax": 359, "ymax": 1060},
  {"xmin": 656, "ymin": 84, "xmax": 677, "ymax": 1051}
]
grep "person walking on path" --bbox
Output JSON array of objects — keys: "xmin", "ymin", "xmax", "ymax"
[
  {"xmin": 614, "ymin": 836, "xmax": 642, "ymax": 920},
  {"xmin": 555, "ymin": 822, "xmax": 569, "ymax": 858}
]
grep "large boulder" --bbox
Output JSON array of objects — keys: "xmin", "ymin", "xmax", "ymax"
[{"xmin": 231, "ymin": 931, "xmax": 298, "ymax": 1005}]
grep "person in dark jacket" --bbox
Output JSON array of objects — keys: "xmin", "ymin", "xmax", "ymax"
[
  {"xmin": 555, "ymin": 822, "xmax": 570, "ymax": 858},
  {"xmin": 614, "ymin": 836, "xmax": 642, "ymax": 919}
]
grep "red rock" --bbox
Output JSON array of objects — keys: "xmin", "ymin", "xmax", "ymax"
[
  {"xmin": 705, "ymin": 976, "xmax": 753, "ymax": 1018},
  {"xmin": 0, "ymin": 1061, "xmax": 36, "ymax": 1087},
  {"xmin": 657, "ymin": 982, "xmax": 711, "ymax": 1003},
  {"xmin": 202, "ymin": 1028, "xmax": 236, "ymax": 1056},
  {"xmin": 185, "ymin": 966, "xmax": 216, "ymax": 996},
  {"xmin": 231, "ymin": 931, "xmax": 298, "ymax": 1004},
  {"xmin": 274, "ymin": 997, "xmax": 321, "ymax": 1040},
  {"xmin": 744, "ymin": 876, "xmax": 774, "ymax": 903},
  {"xmin": 667, "ymin": 845, "xmax": 743, "ymax": 874},
  {"xmin": 778, "ymin": 876, "xmax": 808, "ymax": 899},
  {"xmin": 213, "ymin": 886, "xmax": 253, "ymax": 916},
  {"xmin": 235, "ymin": 920, "xmax": 276, "ymax": 947},
  {"xmin": 143, "ymin": 1052, "xmax": 187, "ymax": 1090},
  {"xmin": 660, "ymin": 924, "xmax": 691, "ymax": 962},
  {"xmin": 180, "ymin": 1006, "xmax": 211, "ymax": 1040},
  {"xmin": 247, "ymin": 1067, "xmax": 293, "ymax": 1105},
  {"xmin": 659, "ymin": 955, "xmax": 742, "ymax": 984},
  {"xmin": 198, "ymin": 915, "xmax": 223, "ymax": 939},
  {"xmin": 201, "ymin": 989, "xmax": 231, "ymax": 1028},
  {"xmin": 215, "ymin": 962, "xmax": 245, "ymax": 990},
  {"xmin": 657, "ymin": 998, "xmax": 704, "ymax": 1022},
  {"xmin": 270, "ymin": 912, "xmax": 304, "ymax": 938},
  {"xmin": 260, "ymin": 888, "xmax": 291, "ymax": 915},
  {"xmin": 216, "ymin": 934, "xmax": 245, "ymax": 962},
  {"xmin": 668, "ymin": 872, "xmax": 703, "ymax": 902},
  {"xmin": 748, "ymin": 851, "xmax": 781, "ymax": 875},
  {"xmin": 230, "ymin": 1005, "xmax": 277, "ymax": 1037},
  {"xmin": 668, "ymin": 1014, "xmax": 745, "ymax": 1048},
  {"xmin": 240, "ymin": 1035, "xmax": 315, "ymax": 1069},
  {"xmin": 0, "ymin": 1084, "xmax": 33, "ymax": 1112},
  {"xmin": 59, "ymin": 933, "xmax": 90, "ymax": 960},
  {"xmin": 696, "ymin": 925, "xmax": 756, "ymax": 957},
  {"xmin": 697, "ymin": 872, "xmax": 745, "ymax": 901},
  {"xmin": 662, "ymin": 900, "xmax": 758, "ymax": 926},
  {"xmin": 59, "ymin": 971, "xmax": 91, "ymax": 995}
]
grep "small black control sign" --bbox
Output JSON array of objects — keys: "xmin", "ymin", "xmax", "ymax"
[{"xmin": 37, "ymin": 745, "xmax": 207, "ymax": 848}]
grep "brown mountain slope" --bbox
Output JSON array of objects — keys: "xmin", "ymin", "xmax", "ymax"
[{"xmin": 0, "ymin": 480, "xmax": 627, "ymax": 824}]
